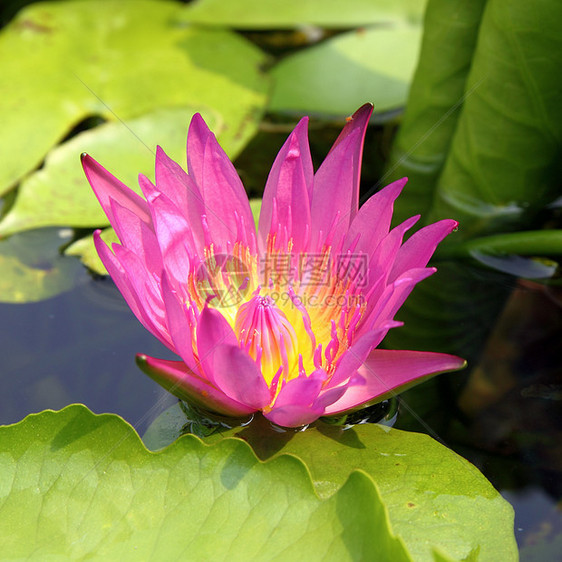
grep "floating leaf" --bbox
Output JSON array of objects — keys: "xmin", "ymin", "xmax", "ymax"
[
  {"xmin": 269, "ymin": 25, "xmax": 422, "ymax": 117},
  {"xmin": 0, "ymin": 229, "xmax": 86, "ymax": 303},
  {"xmin": 178, "ymin": 0, "xmax": 427, "ymax": 28},
  {"xmin": 0, "ymin": 405, "xmax": 412, "ymax": 560},
  {"xmin": 1, "ymin": 107, "xmax": 221, "ymax": 236},
  {"xmin": 144, "ymin": 404, "xmax": 518, "ymax": 562},
  {"xmin": 0, "ymin": 0, "xmax": 267, "ymax": 197}
]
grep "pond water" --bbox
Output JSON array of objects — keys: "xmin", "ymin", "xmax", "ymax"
[{"xmin": 1, "ymin": 228, "xmax": 560, "ymax": 559}]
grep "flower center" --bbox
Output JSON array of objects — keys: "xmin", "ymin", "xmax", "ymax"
[{"xmin": 234, "ymin": 294, "xmax": 298, "ymax": 385}]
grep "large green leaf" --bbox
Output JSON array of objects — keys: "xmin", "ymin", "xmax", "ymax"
[
  {"xmin": 383, "ymin": 0, "xmax": 487, "ymax": 225},
  {"xmin": 383, "ymin": 0, "xmax": 562, "ymax": 365},
  {"xmin": 269, "ymin": 25, "xmax": 423, "ymax": 117},
  {"xmin": 0, "ymin": 405, "xmax": 413, "ymax": 560},
  {"xmin": 0, "ymin": 0, "xmax": 267, "ymax": 198},
  {"xmin": 426, "ymin": 0, "xmax": 562, "ymax": 237},
  {"xmin": 178, "ymin": 0, "xmax": 427, "ymax": 29},
  {"xmin": 144, "ymin": 404, "xmax": 518, "ymax": 562}
]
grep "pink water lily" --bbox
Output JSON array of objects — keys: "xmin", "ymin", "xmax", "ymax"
[{"xmin": 82, "ymin": 104, "xmax": 465, "ymax": 428}]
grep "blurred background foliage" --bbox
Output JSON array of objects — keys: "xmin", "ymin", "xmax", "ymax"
[{"xmin": 0, "ymin": 1, "xmax": 561, "ymax": 556}]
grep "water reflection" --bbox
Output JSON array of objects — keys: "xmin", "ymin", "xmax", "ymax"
[{"xmin": 0, "ymin": 276, "xmax": 177, "ymax": 433}]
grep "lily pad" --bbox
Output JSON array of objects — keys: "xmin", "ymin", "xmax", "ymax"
[
  {"xmin": 0, "ymin": 404, "xmax": 411, "ymax": 560},
  {"xmin": 144, "ymin": 404, "xmax": 518, "ymax": 561},
  {"xmin": 0, "ymin": 0, "xmax": 267, "ymax": 197},
  {"xmin": 0, "ymin": 228, "xmax": 86, "ymax": 303},
  {"xmin": 0, "ymin": 107, "xmax": 224, "ymax": 236},
  {"xmin": 269, "ymin": 25, "xmax": 423, "ymax": 117},
  {"xmin": 178, "ymin": 0, "xmax": 427, "ymax": 28}
]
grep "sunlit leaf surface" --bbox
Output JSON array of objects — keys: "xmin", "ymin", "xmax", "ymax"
[
  {"xmin": 178, "ymin": 0, "xmax": 427, "ymax": 28},
  {"xmin": 269, "ymin": 25, "xmax": 422, "ymax": 117},
  {"xmin": 0, "ymin": 108, "xmax": 220, "ymax": 235},
  {"xmin": 0, "ymin": 405, "xmax": 411, "ymax": 561},
  {"xmin": 0, "ymin": 0, "xmax": 267, "ymax": 198},
  {"xmin": 144, "ymin": 404, "xmax": 518, "ymax": 562}
]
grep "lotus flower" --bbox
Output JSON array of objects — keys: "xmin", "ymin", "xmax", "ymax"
[{"xmin": 82, "ymin": 104, "xmax": 465, "ymax": 428}]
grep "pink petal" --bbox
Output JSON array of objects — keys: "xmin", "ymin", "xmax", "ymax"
[
  {"xmin": 94, "ymin": 232, "xmax": 149, "ymax": 329},
  {"xmin": 258, "ymin": 117, "xmax": 312, "ymax": 255},
  {"xmin": 109, "ymin": 199, "xmax": 163, "ymax": 275},
  {"xmin": 196, "ymin": 306, "xmax": 238, "ymax": 353},
  {"xmin": 326, "ymin": 103, "xmax": 373, "ymax": 221},
  {"xmin": 186, "ymin": 114, "xmax": 256, "ymax": 252},
  {"xmin": 196, "ymin": 307, "xmax": 270, "ymax": 409},
  {"xmin": 81, "ymin": 154, "xmax": 150, "ymax": 226},
  {"xmin": 264, "ymin": 404, "xmax": 325, "ymax": 428},
  {"xmin": 310, "ymin": 129, "xmax": 360, "ymax": 251},
  {"xmin": 343, "ymin": 178, "xmax": 408, "ymax": 256},
  {"xmin": 315, "ymin": 373, "xmax": 366, "ymax": 409},
  {"xmin": 154, "ymin": 146, "xmax": 189, "ymax": 211},
  {"xmin": 136, "ymin": 354, "xmax": 255, "ymax": 416},
  {"xmin": 265, "ymin": 371, "xmax": 328, "ymax": 427},
  {"xmin": 152, "ymin": 147, "xmax": 207, "ymax": 255},
  {"xmin": 111, "ymin": 244, "xmax": 171, "ymax": 347},
  {"xmin": 365, "ymin": 215, "xmax": 420, "ymax": 292},
  {"xmin": 161, "ymin": 273, "xmax": 197, "ymax": 370},
  {"xmin": 389, "ymin": 219, "xmax": 458, "ymax": 282},
  {"xmin": 324, "ymin": 349, "xmax": 466, "ymax": 415},
  {"xmin": 329, "ymin": 326, "xmax": 396, "ymax": 388},
  {"xmin": 365, "ymin": 268, "xmax": 436, "ymax": 333},
  {"xmin": 209, "ymin": 344, "xmax": 271, "ymax": 410},
  {"xmin": 94, "ymin": 231, "xmax": 169, "ymax": 349},
  {"xmin": 142, "ymin": 189, "xmax": 199, "ymax": 296},
  {"xmin": 357, "ymin": 216, "xmax": 420, "ymax": 329},
  {"xmin": 310, "ymin": 104, "xmax": 372, "ymax": 250},
  {"xmin": 273, "ymin": 370, "xmax": 327, "ymax": 407}
]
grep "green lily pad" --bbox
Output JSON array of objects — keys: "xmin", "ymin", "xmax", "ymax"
[
  {"xmin": 145, "ymin": 404, "xmax": 518, "ymax": 562},
  {"xmin": 0, "ymin": 106, "xmax": 253, "ymax": 237},
  {"xmin": 0, "ymin": 404, "xmax": 412, "ymax": 560},
  {"xmin": 0, "ymin": 228, "xmax": 86, "ymax": 303},
  {"xmin": 178, "ymin": 0, "xmax": 427, "ymax": 28},
  {"xmin": 0, "ymin": 0, "xmax": 267, "ymax": 197},
  {"xmin": 269, "ymin": 25, "xmax": 423, "ymax": 117}
]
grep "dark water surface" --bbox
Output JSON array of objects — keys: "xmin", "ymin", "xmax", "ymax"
[{"xmin": 0, "ymin": 273, "xmax": 177, "ymax": 434}]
